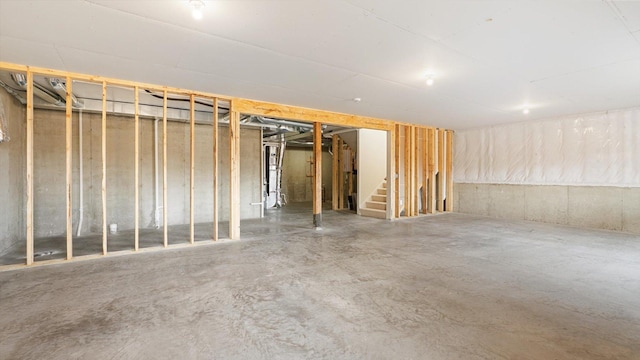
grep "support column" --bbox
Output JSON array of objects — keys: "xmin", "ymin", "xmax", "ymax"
[
  {"xmin": 229, "ymin": 109, "xmax": 241, "ymax": 240},
  {"xmin": 437, "ymin": 129, "xmax": 445, "ymax": 212},
  {"xmin": 26, "ymin": 71, "xmax": 34, "ymax": 265},
  {"xmin": 313, "ymin": 122, "xmax": 322, "ymax": 228},
  {"xmin": 332, "ymin": 135, "xmax": 338, "ymax": 210},
  {"xmin": 65, "ymin": 77, "xmax": 73, "ymax": 259},
  {"xmin": 102, "ymin": 81, "xmax": 108, "ymax": 254}
]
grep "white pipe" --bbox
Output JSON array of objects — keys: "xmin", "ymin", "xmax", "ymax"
[
  {"xmin": 76, "ymin": 109, "xmax": 84, "ymax": 237},
  {"xmin": 154, "ymin": 117, "xmax": 160, "ymax": 228}
]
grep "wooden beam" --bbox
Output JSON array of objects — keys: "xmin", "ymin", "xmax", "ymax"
[
  {"xmin": 428, "ymin": 128, "xmax": 437, "ymax": 214},
  {"xmin": 421, "ymin": 127, "xmax": 428, "ymax": 214},
  {"xmin": 332, "ymin": 135, "xmax": 338, "ymax": 210},
  {"xmin": 162, "ymin": 91, "xmax": 168, "ymax": 247},
  {"xmin": 213, "ymin": 98, "xmax": 219, "ymax": 241},
  {"xmin": 233, "ymin": 99, "xmax": 394, "ymax": 131},
  {"xmin": 134, "ymin": 86, "xmax": 139, "ymax": 251},
  {"xmin": 446, "ymin": 130, "xmax": 454, "ymax": 212},
  {"xmin": 387, "ymin": 128, "xmax": 395, "ymax": 219},
  {"xmin": 411, "ymin": 126, "xmax": 418, "ymax": 216},
  {"xmin": 338, "ymin": 137, "xmax": 344, "ymax": 209},
  {"xmin": 404, "ymin": 126, "xmax": 410, "ymax": 217},
  {"xmin": 102, "ymin": 81, "xmax": 108, "ymax": 255},
  {"xmin": 189, "ymin": 95, "xmax": 195, "ymax": 244},
  {"xmin": 437, "ymin": 129, "xmax": 445, "ymax": 212},
  {"xmin": 229, "ymin": 109, "xmax": 241, "ymax": 240},
  {"xmin": 394, "ymin": 124, "xmax": 400, "ymax": 218},
  {"xmin": 65, "ymin": 77, "xmax": 73, "ymax": 260},
  {"xmin": 26, "ymin": 71, "xmax": 34, "ymax": 265},
  {"xmin": 312, "ymin": 122, "xmax": 322, "ymax": 227},
  {"xmin": 0, "ymin": 62, "xmax": 233, "ymax": 102}
]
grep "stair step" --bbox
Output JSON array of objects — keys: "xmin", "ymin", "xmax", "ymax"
[
  {"xmin": 377, "ymin": 188, "xmax": 387, "ymax": 195},
  {"xmin": 371, "ymin": 194, "xmax": 386, "ymax": 202},
  {"xmin": 366, "ymin": 201, "xmax": 386, "ymax": 210},
  {"xmin": 360, "ymin": 208, "xmax": 386, "ymax": 219},
  {"xmin": 381, "ymin": 182, "xmax": 387, "ymax": 188}
]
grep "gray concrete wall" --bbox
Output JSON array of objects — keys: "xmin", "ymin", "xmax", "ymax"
[
  {"xmin": 26, "ymin": 108, "xmax": 262, "ymax": 238},
  {"xmin": 282, "ymin": 147, "xmax": 332, "ymax": 203},
  {"xmin": 454, "ymin": 183, "xmax": 640, "ymax": 234},
  {"xmin": 0, "ymin": 88, "xmax": 25, "ymax": 254}
]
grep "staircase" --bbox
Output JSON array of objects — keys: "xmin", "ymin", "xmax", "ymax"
[{"xmin": 360, "ymin": 180, "xmax": 387, "ymax": 219}]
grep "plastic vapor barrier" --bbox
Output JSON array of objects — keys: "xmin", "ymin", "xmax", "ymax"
[{"xmin": 454, "ymin": 107, "xmax": 640, "ymax": 187}]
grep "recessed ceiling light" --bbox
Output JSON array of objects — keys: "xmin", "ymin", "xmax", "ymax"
[
  {"xmin": 523, "ymin": 108, "xmax": 530, "ymax": 115},
  {"xmin": 353, "ymin": 97, "xmax": 362, "ymax": 103},
  {"xmin": 425, "ymin": 75, "xmax": 434, "ymax": 86},
  {"xmin": 190, "ymin": 0, "xmax": 205, "ymax": 20}
]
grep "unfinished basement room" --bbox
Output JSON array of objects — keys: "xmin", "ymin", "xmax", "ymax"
[{"xmin": 0, "ymin": 1, "xmax": 639, "ymax": 359}]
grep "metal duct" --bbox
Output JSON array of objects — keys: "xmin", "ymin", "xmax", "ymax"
[
  {"xmin": 48, "ymin": 78, "xmax": 84, "ymax": 108},
  {"xmin": 11, "ymin": 73, "xmax": 64, "ymax": 106}
]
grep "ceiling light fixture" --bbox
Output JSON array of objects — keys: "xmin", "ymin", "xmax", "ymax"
[
  {"xmin": 190, "ymin": 0, "xmax": 205, "ymax": 20},
  {"xmin": 353, "ymin": 97, "xmax": 362, "ymax": 103},
  {"xmin": 425, "ymin": 75, "xmax": 435, "ymax": 86},
  {"xmin": 522, "ymin": 108, "xmax": 530, "ymax": 115}
]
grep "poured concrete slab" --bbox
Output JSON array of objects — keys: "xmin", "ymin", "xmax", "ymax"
[{"xmin": 1, "ymin": 206, "xmax": 639, "ymax": 359}]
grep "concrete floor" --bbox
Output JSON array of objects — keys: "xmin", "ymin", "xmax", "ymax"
[{"xmin": 1, "ymin": 204, "xmax": 639, "ymax": 359}]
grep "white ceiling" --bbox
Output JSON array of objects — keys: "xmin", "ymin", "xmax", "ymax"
[{"xmin": 0, "ymin": 0, "xmax": 639, "ymax": 130}]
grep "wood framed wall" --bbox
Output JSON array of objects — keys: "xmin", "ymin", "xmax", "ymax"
[
  {"xmin": 0, "ymin": 61, "xmax": 453, "ymax": 271},
  {"xmin": 391, "ymin": 125, "xmax": 454, "ymax": 219}
]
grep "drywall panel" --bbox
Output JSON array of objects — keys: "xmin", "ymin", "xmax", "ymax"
[
  {"xmin": 454, "ymin": 107, "xmax": 640, "ymax": 187},
  {"xmin": 358, "ymin": 129, "xmax": 387, "ymax": 209}
]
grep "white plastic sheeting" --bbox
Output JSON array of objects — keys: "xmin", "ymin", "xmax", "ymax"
[{"xmin": 454, "ymin": 107, "xmax": 640, "ymax": 187}]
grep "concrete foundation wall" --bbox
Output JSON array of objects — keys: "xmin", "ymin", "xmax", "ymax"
[
  {"xmin": 282, "ymin": 147, "xmax": 332, "ymax": 203},
  {"xmin": 454, "ymin": 183, "xmax": 640, "ymax": 234},
  {"xmin": 26, "ymin": 108, "xmax": 262, "ymax": 238},
  {"xmin": 0, "ymin": 89, "xmax": 25, "ymax": 254}
]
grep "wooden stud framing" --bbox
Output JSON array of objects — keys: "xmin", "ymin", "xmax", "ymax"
[
  {"xmin": 1, "ymin": 61, "xmax": 458, "ymax": 271},
  {"xmin": 213, "ymin": 98, "xmax": 219, "ymax": 241},
  {"xmin": 332, "ymin": 135, "xmax": 339, "ymax": 210},
  {"xmin": 65, "ymin": 77, "xmax": 73, "ymax": 260},
  {"xmin": 189, "ymin": 95, "xmax": 195, "ymax": 244},
  {"xmin": 428, "ymin": 128, "xmax": 437, "ymax": 213},
  {"xmin": 312, "ymin": 122, "xmax": 322, "ymax": 227},
  {"xmin": 437, "ymin": 129, "xmax": 445, "ymax": 212},
  {"xmin": 394, "ymin": 124, "xmax": 400, "ymax": 218},
  {"xmin": 421, "ymin": 128, "xmax": 428, "ymax": 214},
  {"xmin": 387, "ymin": 127, "xmax": 396, "ymax": 219},
  {"xmin": 446, "ymin": 130, "xmax": 454, "ymax": 212},
  {"xmin": 101, "ymin": 81, "xmax": 107, "ymax": 255},
  {"xmin": 134, "ymin": 86, "xmax": 140, "ymax": 251},
  {"xmin": 162, "ymin": 91, "xmax": 168, "ymax": 247},
  {"xmin": 229, "ymin": 109, "xmax": 241, "ymax": 240},
  {"xmin": 26, "ymin": 71, "xmax": 34, "ymax": 265},
  {"xmin": 0, "ymin": 62, "xmax": 234, "ymax": 102},
  {"xmin": 404, "ymin": 126, "xmax": 410, "ymax": 217},
  {"xmin": 338, "ymin": 138, "xmax": 344, "ymax": 209},
  {"xmin": 411, "ymin": 126, "xmax": 418, "ymax": 216}
]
